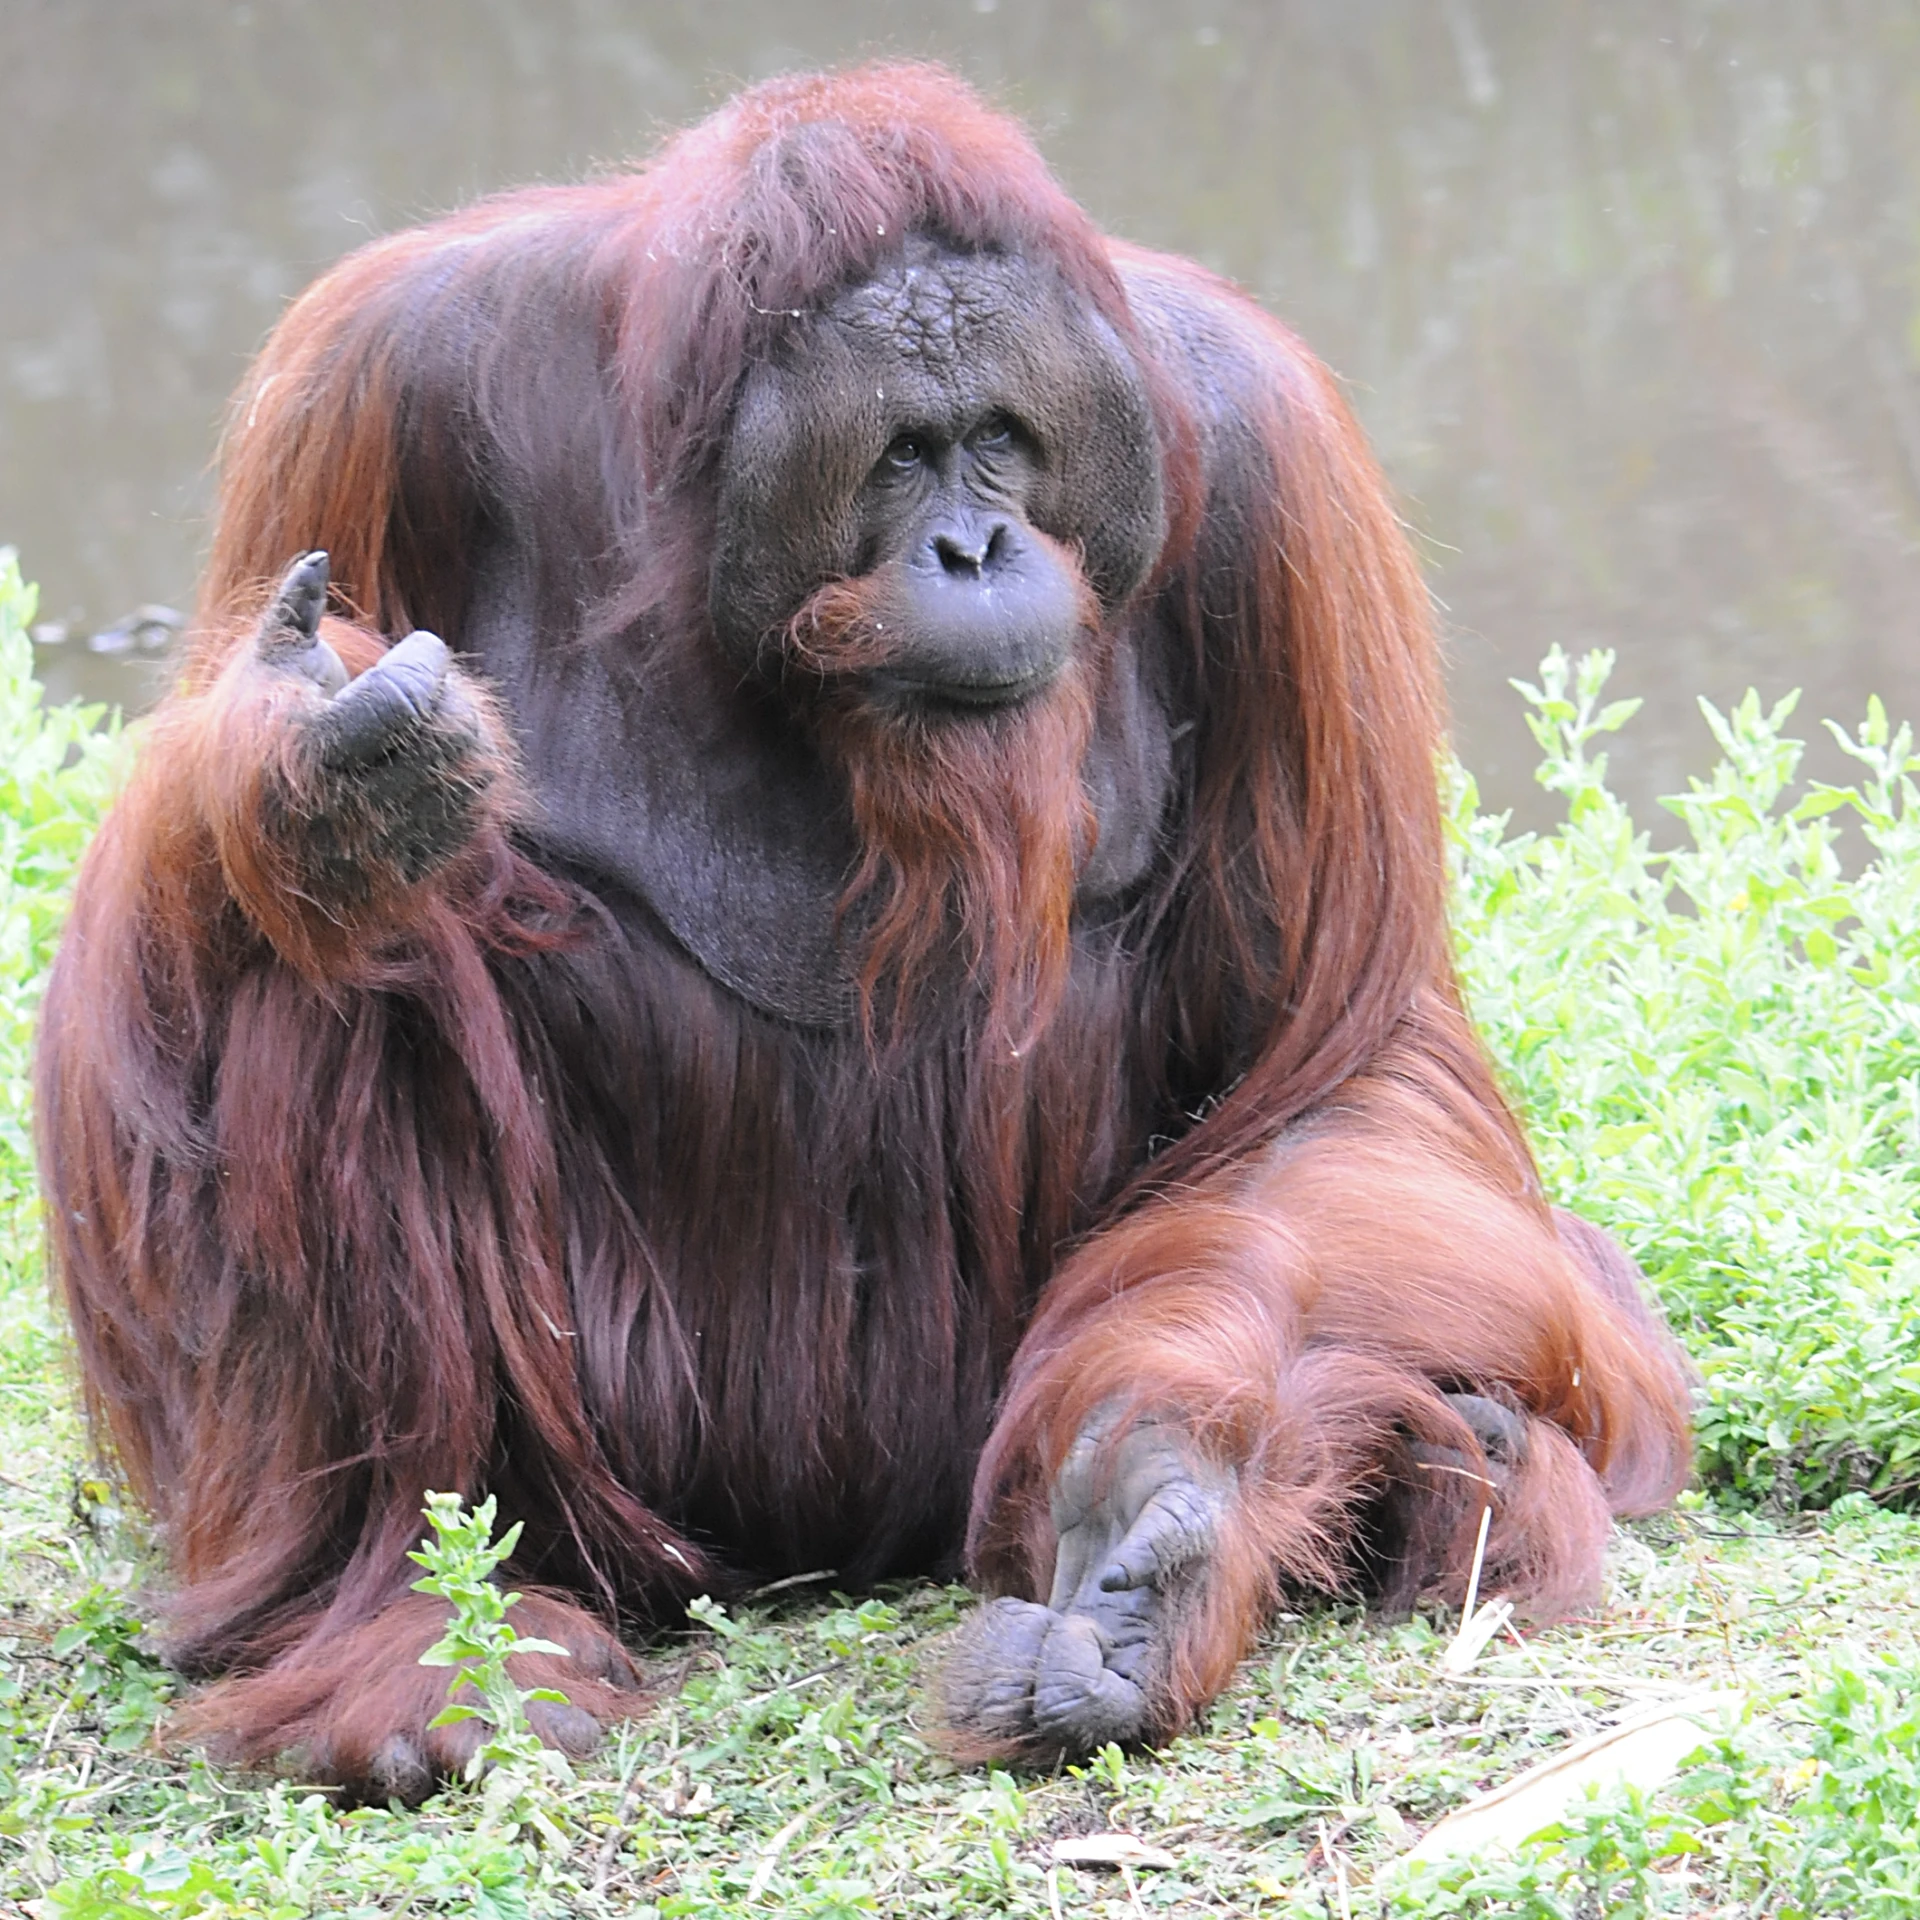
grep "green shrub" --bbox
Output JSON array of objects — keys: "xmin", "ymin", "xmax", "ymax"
[
  {"xmin": 412, "ymin": 1491, "xmax": 578, "ymax": 1846},
  {"xmin": 0, "ymin": 548, "xmax": 123, "ymax": 1279},
  {"xmin": 1452, "ymin": 648, "xmax": 1920, "ymax": 1508}
]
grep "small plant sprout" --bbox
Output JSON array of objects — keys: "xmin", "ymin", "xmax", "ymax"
[{"xmin": 409, "ymin": 1490, "xmax": 576, "ymax": 1843}]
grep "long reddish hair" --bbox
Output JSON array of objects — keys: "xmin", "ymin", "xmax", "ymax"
[{"xmin": 34, "ymin": 62, "xmax": 1690, "ymax": 1783}]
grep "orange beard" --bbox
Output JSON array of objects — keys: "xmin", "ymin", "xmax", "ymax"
[{"xmin": 786, "ymin": 572, "xmax": 1103, "ymax": 1057}]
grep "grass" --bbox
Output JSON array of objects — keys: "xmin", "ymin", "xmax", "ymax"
[{"xmin": 5, "ymin": 547, "xmax": 1920, "ymax": 1913}]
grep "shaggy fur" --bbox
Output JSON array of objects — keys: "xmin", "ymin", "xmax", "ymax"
[{"xmin": 35, "ymin": 62, "xmax": 1691, "ymax": 1793}]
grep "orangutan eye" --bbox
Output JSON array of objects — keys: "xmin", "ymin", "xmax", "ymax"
[
  {"xmin": 883, "ymin": 433, "xmax": 927, "ymax": 471},
  {"xmin": 970, "ymin": 414, "xmax": 1014, "ymax": 452}
]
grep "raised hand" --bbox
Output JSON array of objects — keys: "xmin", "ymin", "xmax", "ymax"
[{"xmin": 247, "ymin": 550, "xmax": 502, "ymax": 904}]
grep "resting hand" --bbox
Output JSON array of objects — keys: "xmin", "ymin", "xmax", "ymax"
[{"xmin": 938, "ymin": 1415, "xmax": 1234, "ymax": 1756}]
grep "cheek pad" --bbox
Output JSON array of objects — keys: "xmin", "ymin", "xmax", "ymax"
[
  {"xmin": 1016, "ymin": 314, "xmax": 1166, "ymax": 609},
  {"xmin": 709, "ymin": 347, "xmax": 882, "ymax": 657}
]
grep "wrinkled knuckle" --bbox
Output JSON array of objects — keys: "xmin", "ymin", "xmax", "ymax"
[
  {"xmin": 935, "ymin": 1597, "xmax": 1056, "ymax": 1739},
  {"xmin": 375, "ymin": 655, "xmax": 448, "ymax": 722},
  {"xmin": 1032, "ymin": 1612, "xmax": 1113, "ymax": 1704},
  {"xmin": 952, "ymin": 1675, "xmax": 1038, "ymax": 1740},
  {"xmin": 1160, "ymin": 1489, "xmax": 1223, "ymax": 1560},
  {"xmin": 1031, "ymin": 1667, "xmax": 1145, "ymax": 1750},
  {"xmin": 939, "ymin": 1665, "xmax": 1036, "ymax": 1742},
  {"xmin": 1030, "ymin": 1684, "xmax": 1094, "ymax": 1742},
  {"xmin": 317, "ymin": 673, "xmax": 442, "ymax": 768}
]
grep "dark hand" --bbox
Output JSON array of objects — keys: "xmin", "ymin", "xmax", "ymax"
[
  {"xmin": 939, "ymin": 1416, "xmax": 1234, "ymax": 1756},
  {"xmin": 254, "ymin": 551, "xmax": 498, "ymax": 892}
]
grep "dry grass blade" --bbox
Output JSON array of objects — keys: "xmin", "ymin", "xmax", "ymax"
[
  {"xmin": 1402, "ymin": 1689, "xmax": 1747, "ymax": 1866},
  {"xmin": 1049, "ymin": 1832, "xmax": 1178, "ymax": 1870}
]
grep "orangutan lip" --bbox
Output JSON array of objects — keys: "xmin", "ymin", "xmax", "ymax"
[{"xmin": 875, "ymin": 664, "xmax": 1061, "ymax": 711}]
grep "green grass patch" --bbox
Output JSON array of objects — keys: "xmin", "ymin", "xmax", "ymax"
[{"xmin": 5, "ymin": 553, "xmax": 1920, "ymax": 1912}]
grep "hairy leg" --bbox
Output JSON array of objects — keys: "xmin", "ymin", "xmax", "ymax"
[{"xmin": 172, "ymin": 1590, "xmax": 647, "ymax": 1806}]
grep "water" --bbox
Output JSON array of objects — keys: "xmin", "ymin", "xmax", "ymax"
[{"xmin": 5, "ymin": 0, "xmax": 1917, "ymax": 824}]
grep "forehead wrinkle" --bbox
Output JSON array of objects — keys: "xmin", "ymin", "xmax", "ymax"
[{"xmin": 831, "ymin": 256, "xmax": 1004, "ymax": 378}]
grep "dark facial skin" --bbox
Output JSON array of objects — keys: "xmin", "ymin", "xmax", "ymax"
[
  {"xmin": 459, "ymin": 240, "xmax": 1179, "ymax": 1029},
  {"xmin": 849, "ymin": 412, "xmax": 1084, "ymax": 708},
  {"xmin": 708, "ymin": 240, "xmax": 1166, "ymax": 704}
]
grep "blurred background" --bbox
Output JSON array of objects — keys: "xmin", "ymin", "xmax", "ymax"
[{"xmin": 3, "ymin": 0, "xmax": 1917, "ymax": 824}]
